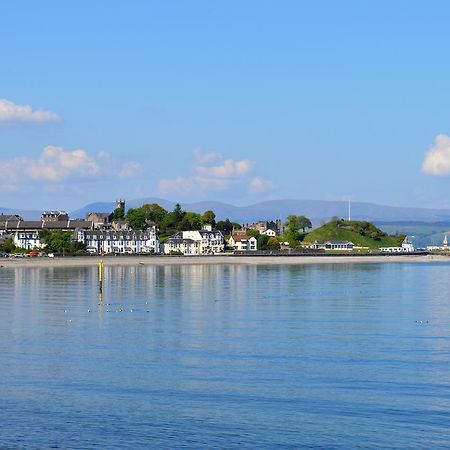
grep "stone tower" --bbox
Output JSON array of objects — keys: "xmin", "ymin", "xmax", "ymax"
[{"xmin": 116, "ymin": 199, "xmax": 125, "ymax": 211}]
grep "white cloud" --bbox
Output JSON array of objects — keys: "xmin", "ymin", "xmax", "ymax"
[
  {"xmin": 0, "ymin": 146, "xmax": 100, "ymax": 185},
  {"xmin": 158, "ymin": 149, "xmax": 271, "ymax": 195},
  {"xmin": 422, "ymin": 134, "xmax": 450, "ymax": 176},
  {"xmin": 0, "ymin": 99, "xmax": 61, "ymax": 124},
  {"xmin": 29, "ymin": 146, "xmax": 100, "ymax": 181},
  {"xmin": 119, "ymin": 161, "xmax": 143, "ymax": 179},
  {"xmin": 159, "ymin": 151, "xmax": 252, "ymax": 194},
  {"xmin": 0, "ymin": 157, "xmax": 29, "ymax": 183},
  {"xmin": 194, "ymin": 158, "xmax": 253, "ymax": 178},
  {"xmin": 249, "ymin": 177, "xmax": 274, "ymax": 193}
]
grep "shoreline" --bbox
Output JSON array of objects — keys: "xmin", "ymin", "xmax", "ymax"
[{"xmin": 1, "ymin": 254, "xmax": 449, "ymax": 268}]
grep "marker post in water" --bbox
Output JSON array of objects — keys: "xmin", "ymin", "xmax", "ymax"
[{"xmin": 98, "ymin": 259, "xmax": 104, "ymax": 294}]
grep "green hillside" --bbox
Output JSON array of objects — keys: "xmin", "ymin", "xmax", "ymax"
[{"xmin": 303, "ymin": 220, "xmax": 405, "ymax": 249}]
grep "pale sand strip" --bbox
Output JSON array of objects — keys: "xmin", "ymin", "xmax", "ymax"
[{"xmin": 0, "ymin": 254, "xmax": 449, "ymax": 268}]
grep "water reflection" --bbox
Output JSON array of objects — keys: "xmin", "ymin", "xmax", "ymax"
[{"xmin": 2, "ymin": 262, "xmax": 450, "ymax": 448}]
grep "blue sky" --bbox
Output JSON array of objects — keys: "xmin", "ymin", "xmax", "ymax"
[{"xmin": 2, "ymin": 0, "xmax": 450, "ymax": 211}]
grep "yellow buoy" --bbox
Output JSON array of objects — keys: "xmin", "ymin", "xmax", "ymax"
[{"xmin": 98, "ymin": 259, "xmax": 104, "ymax": 293}]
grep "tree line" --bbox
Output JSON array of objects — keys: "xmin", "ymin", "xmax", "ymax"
[
  {"xmin": 116, "ymin": 203, "xmax": 313, "ymax": 246},
  {"xmin": 114, "ymin": 203, "xmax": 241, "ymax": 240}
]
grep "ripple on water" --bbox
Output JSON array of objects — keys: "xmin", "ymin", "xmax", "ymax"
[{"xmin": 1, "ymin": 262, "xmax": 450, "ymax": 448}]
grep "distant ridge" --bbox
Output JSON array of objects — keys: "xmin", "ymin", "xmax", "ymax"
[
  {"xmin": 3, "ymin": 198, "xmax": 450, "ymax": 223},
  {"xmin": 69, "ymin": 198, "xmax": 450, "ymax": 223}
]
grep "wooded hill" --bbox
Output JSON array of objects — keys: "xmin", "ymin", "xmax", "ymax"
[{"xmin": 303, "ymin": 220, "xmax": 405, "ymax": 249}]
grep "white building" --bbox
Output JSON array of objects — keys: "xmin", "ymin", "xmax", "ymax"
[
  {"xmin": 163, "ymin": 237, "xmax": 200, "ymax": 255},
  {"xmin": 73, "ymin": 227, "xmax": 159, "ymax": 254},
  {"xmin": 228, "ymin": 234, "xmax": 258, "ymax": 251},
  {"xmin": 162, "ymin": 228, "xmax": 224, "ymax": 255},
  {"xmin": 14, "ymin": 231, "xmax": 45, "ymax": 250},
  {"xmin": 427, "ymin": 234, "xmax": 449, "ymax": 251},
  {"xmin": 310, "ymin": 240, "xmax": 354, "ymax": 251},
  {"xmin": 261, "ymin": 229, "xmax": 276, "ymax": 237},
  {"xmin": 380, "ymin": 236, "xmax": 415, "ymax": 253}
]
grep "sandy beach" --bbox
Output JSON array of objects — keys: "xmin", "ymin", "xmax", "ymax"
[{"xmin": 1, "ymin": 254, "xmax": 449, "ymax": 268}]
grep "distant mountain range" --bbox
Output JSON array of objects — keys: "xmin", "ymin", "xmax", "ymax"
[{"xmin": 4, "ymin": 198, "xmax": 450, "ymax": 224}]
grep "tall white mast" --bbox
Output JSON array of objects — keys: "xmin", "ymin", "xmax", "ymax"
[{"xmin": 348, "ymin": 199, "xmax": 351, "ymax": 221}]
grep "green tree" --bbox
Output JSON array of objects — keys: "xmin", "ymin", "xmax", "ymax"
[
  {"xmin": 0, "ymin": 238, "xmax": 15, "ymax": 253},
  {"xmin": 284, "ymin": 215, "xmax": 312, "ymax": 244},
  {"xmin": 125, "ymin": 208, "xmax": 147, "ymax": 230},
  {"xmin": 43, "ymin": 231, "xmax": 85, "ymax": 253},
  {"xmin": 284, "ymin": 215, "xmax": 302, "ymax": 233},
  {"xmin": 216, "ymin": 219, "xmax": 234, "ymax": 235},
  {"xmin": 245, "ymin": 229, "xmax": 259, "ymax": 238},
  {"xmin": 297, "ymin": 216, "xmax": 312, "ymax": 232},
  {"xmin": 112, "ymin": 206, "xmax": 125, "ymax": 220},
  {"xmin": 201, "ymin": 210, "xmax": 216, "ymax": 228},
  {"xmin": 285, "ymin": 215, "xmax": 300, "ymax": 233},
  {"xmin": 257, "ymin": 233, "xmax": 270, "ymax": 250},
  {"xmin": 267, "ymin": 236, "xmax": 281, "ymax": 250},
  {"xmin": 284, "ymin": 215, "xmax": 301, "ymax": 244},
  {"xmin": 180, "ymin": 212, "xmax": 203, "ymax": 230},
  {"xmin": 125, "ymin": 203, "xmax": 168, "ymax": 230},
  {"xmin": 283, "ymin": 230, "xmax": 300, "ymax": 247},
  {"xmin": 173, "ymin": 203, "xmax": 185, "ymax": 222},
  {"xmin": 161, "ymin": 204, "xmax": 186, "ymax": 233},
  {"xmin": 146, "ymin": 203, "xmax": 168, "ymax": 223}
]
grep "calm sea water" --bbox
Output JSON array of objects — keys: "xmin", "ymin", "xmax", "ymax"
[{"xmin": 1, "ymin": 262, "xmax": 450, "ymax": 449}]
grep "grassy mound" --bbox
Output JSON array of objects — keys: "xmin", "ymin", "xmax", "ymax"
[{"xmin": 303, "ymin": 220, "xmax": 405, "ymax": 249}]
